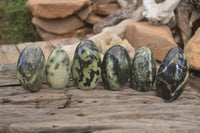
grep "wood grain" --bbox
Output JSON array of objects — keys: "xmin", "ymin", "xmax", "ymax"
[
  {"xmin": 0, "ymin": 45, "xmax": 19, "ymax": 66},
  {"xmin": 0, "ymin": 63, "xmax": 200, "ymax": 133},
  {"xmin": 0, "ymin": 40, "xmax": 200, "ymax": 133}
]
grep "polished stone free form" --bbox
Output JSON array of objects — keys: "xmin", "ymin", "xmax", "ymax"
[
  {"xmin": 102, "ymin": 45, "xmax": 130, "ymax": 90},
  {"xmin": 46, "ymin": 48, "xmax": 71, "ymax": 89},
  {"xmin": 156, "ymin": 47, "xmax": 188, "ymax": 101},
  {"xmin": 17, "ymin": 45, "xmax": 45, "ymax": 92},
  {"xmin": 130, "ymin": 46, "xmax": 156, "ymax": 92},
  {"xmin": 72, "ymin": 40, "xmax": 101, "ymax": 90}
]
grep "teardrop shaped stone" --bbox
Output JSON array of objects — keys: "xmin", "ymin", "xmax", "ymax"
[
  {"xmin": 102, "ymin": 45, "xmax": 130, "ymax": 91},
  {"xmin": 17, "ymin": 45, "xmax": 45, "ymax": 92},
  {"xmin": 130, "ymin": 46, "xmax": 156, "ymax": 92},
  {"xmin": 46, "ymin": 48, "xmax": 71, "ymax": 89},
  {"xmin": 72, "ymin": 40, "xmax": 101, "ymax": 90},
  {"xmin": 156, "ymin": 47, "xmax": 188, "ymax": 101}
]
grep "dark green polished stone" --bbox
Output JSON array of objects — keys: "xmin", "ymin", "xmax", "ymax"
[
  {"xmin": 17, "ymin": 45, "xmax": 45, "ymax": 92},
  {"xmin": 71, "ymin": 40, "xmax": 101, "ymax": 90},
  {"xmin": 130, "ymin": 46, "xmax": 156, "ymax": 92},
  {"xmin": 102, "ymin": 45, "xmax": 130, "ymax": 91},
  {"xmin": 156, "ymin": 47, "xmax": 188, "ymax": 102}
]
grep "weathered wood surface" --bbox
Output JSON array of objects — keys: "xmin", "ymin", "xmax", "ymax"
[
  {"xmin": 0, "ymin": 39, "xmax": 200, "ymax": 133},
  {"xmin": 93, "ymin": 4, "xmax": 138, "ymax": 33}
]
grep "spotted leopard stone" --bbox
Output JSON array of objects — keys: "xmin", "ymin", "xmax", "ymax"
[
  {"xmin": 46, "ymin": 48, "xmax": 71, "ymax": 89},
  {"xmin": 102, "ymin": 45, "xmax": 130, "ymax": 91},
  {"xmin": 156, "ymin": 47, "xmax": 189, "ymax": 102},
  {"xmin": 17, "ymin": 45, "xmax": 45, "ymax": 92},
  {"xmin": 130, "ymin": 46, "xmax": 156, "ymax": 92},
  {"xmin": 72, "ymin": 40, "xmax": 101, "ymax": 90}
]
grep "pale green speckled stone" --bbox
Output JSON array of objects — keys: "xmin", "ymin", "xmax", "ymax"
[{"xmin": 46, "ymin": 48, "xmax": 71, "ymax": 89}]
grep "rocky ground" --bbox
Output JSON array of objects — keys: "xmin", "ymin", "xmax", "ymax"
[
  {"xmin": 2, "ymin": 0, "xmax": 200, "ymax": 72},
  {"xmin": 26, "ymin": 0, "xmax": 200, "ymax": 72},
  {"xmin": 27, "ymin": 0, "xmax": 127, "ymax": 41}
]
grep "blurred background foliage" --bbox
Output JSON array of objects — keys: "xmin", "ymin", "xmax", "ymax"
[{"xmin": 0, "ymin": 0, "xmax": 39, "ymax": 44}]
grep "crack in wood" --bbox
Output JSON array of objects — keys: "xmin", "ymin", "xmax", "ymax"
[
  {"xmin": 2, "ymin": 98, "xmax": 12, "ymax": 104},
  {"xmin": 1, "ymin": 61, "xmax": 200, "ymax": 132},
  {"xmin": 0, "ymin": 84, "xmax": 21, "ymax": 88},
  {"xmin": 57, "ymin": 94, "xmax": 72, "ymax": 109}
]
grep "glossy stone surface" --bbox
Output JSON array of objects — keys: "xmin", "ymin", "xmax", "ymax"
[
  {"xmin": 156, "ymin": 47, "xmax": 189, "ymax": 101},
  {"xmin": 17, "ymin": 45, "xmax": 45, "ymax": 92},
  {"xmin": 102, "ymin": 45, "xmax": 130, "ymax": 90},
  {"xmin": 72, "ymin": 40, "xmax": 101, "ymax": 90},
  {"xmin": 130, "ymin": 46, "xmax": 156, "ymax": 92},
  {"xmin": 46, "ymin": 48, "xmax": 71, "ymax": 89}
]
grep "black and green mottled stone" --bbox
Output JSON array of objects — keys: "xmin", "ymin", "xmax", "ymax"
[
  {"xmin": 46, "ymin": 48, "xmax": 71, "ymax": 89},
  {"xmin": 102, "ymin": 45, "xmax": 130, "ymax": 91},
  {"xmin": 156, "ymin": 47, "xmax": 188, "ymax": 102},
  {"xmin": 17, "ymin": 45, "xmax": 45, "ymax": 92},
  {"xmin": 130, "ymin": 46, "xmax": 156, "ymax": 92},
  {"xmin": 71, "ymin": 40, "xmax": 101, "ymax": 90}
]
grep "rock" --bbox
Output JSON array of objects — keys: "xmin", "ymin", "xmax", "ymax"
[
  {"xmin": 184, "ymin": 28, "xmax": 200, "ymax": 70},
  {"xmin": 92, "ymin": 3, "xmax": 120, "ymax": 16},
  {"xmin": 95, "ymin": 33, "xmax": 123, "ymax": 54},
  {"xmin": 155, "ymin": 0, "xmax": 165, "ymax": 2},
  {"xmin": 74, "ymin": 27, "xmax": 93, "ymax": 40},
  {"xmin": 121, "ymin": 39, "xmax": 135, "ymax": 60},
  {"xmin": 86, "ymin": 12, "xmax": 103, "ymax": 25},
  {"xmin": 62, "ymin": 41, "xmax": 103, "ymax": 62},
  {"xmin": 102, "ymin": 45, "xmax": 130, "ymax": 91},
  {"xmin": 94, "ymin": 32, "xmax": 135, "ymax": 59},
  {"xmin": 17, "ymin": 45, "xmax": 45, "ymax": 92},
  {"xmin": 36, "ymin": 27, "xmax": 67, "ymax": 41},
  {"xmin": 93, "ymin": 3, "xmax": 138, "ymax": 34},
  {"xmin": 62, "ymin": 43, "xmax": 79, "ymax": 62},
  {"xmin": 71, "ymin": 40, "xmax": 101, "ymax": 90},
  {"xmin": 190, "ymin": 0, "xmax": 200, "ymax": 7},
  {"xmin": 125, "ymin": 22, "xmax": 177, "ymax": 61},
  {"xmin": 36, "ymin": 27, "xmax": 91, "ymax": 41},
  {"xmin": 109, "ymin": 34, "xmax": 123, "ymax": 45},
  {"xmin": 50, "ymin": 38, "xmax": 80, "ymax": 48},
  {"xmin": 46, "ymin": 48, "xmax": 71, "ymax": 89},
  {"xmin": 156, "ymin": 47, "xmax": 188, "ymax": 102},
  {"xmin": 77, "ymin": 6, "xmax": 92, "ymax": 21},
  {"xmin": 26, "ymin": 0, "xmax": 91, "ymax": 19},
  {"xmin": 93, "ymin": 0, "xmax": 117, "ymax": 4},
  {"xmin": 176, "ymin": 0, "xmax": 193, "ymax": 46},
  {"xmin": 36, "ymin": 27, "xmax": 54, "ymax": 41},
  {"xmin": 95, "ymin": 39, "xmax": 110, "ymax": 54},
  {"xmin": 130, "ymin": 46, "xmax": 156, "ymax": 92},
  {"xmin": 32, "ymin": 16, "xmax": 84, "ymax": 35}
]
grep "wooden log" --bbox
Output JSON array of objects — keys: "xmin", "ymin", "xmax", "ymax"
[
  {"xmin": 0, "ymin": 45, "xmax": 19, "ymax": 66},
  {"xmin": 143, "ymin": 0, "xmax": 181, "ymax": 24},
  {"xmin": 90, "ymin": 6, "xmax": 144, "ymax": 43},
  {"xmin": 93, "ymin": 4, "xmax": 138, "ymax": 33},
  {"xmin": 0, "ymin": 64, "xmax": 19, "ymax": 87},
  {"xmin": 176, "ymin": 0, "xmax": 193, "ymax": 46},
  {"xmin": 0, "ymin": 40, "xmax": 200, "ymax": 132},
  {"xmin": 0, "ymin": 62, "xmax": 200, "ymax": 133}
]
